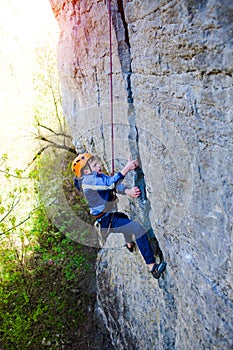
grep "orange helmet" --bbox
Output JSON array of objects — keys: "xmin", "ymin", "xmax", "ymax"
[{"xmin": 72, "ymin": 153, "xmax": 94, "ymax": 177}]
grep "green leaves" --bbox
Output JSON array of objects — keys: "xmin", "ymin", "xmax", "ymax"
[{"xmin": 0, "ymin": 204, "xmax": 96, "ymax": 349}]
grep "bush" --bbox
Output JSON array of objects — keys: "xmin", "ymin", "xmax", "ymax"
[{"xmin": 0, "ymin": 155, "xmax": 97, "ymax": 349}]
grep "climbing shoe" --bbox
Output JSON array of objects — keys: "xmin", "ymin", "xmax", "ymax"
[
  {"xmin": 125, "ymin": 242, "xmax": 136, "ymax": 253},
  {"xmin": 151, "ymin": 261, "xmax": 167, "ymax": 279}
]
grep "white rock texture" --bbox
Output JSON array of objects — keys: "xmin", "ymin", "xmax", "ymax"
[{"xmin": 50, "ymin": 0, "xmax": 233, "ymax": 349}]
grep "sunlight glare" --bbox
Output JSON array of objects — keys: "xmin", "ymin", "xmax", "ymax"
[{"xmin": 0, "ymin": 0, "xmax": 59, "ymax": 169}]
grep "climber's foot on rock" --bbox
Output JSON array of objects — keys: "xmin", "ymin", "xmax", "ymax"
[
  {"xmin": 150, "ymin": 261, "xmax": 167, "ymax": 279},
  {"xmin": 125, "ymin": 242, "xmax": 135, "ymax": 253}
]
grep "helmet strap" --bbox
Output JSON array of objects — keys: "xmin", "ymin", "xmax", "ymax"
[{"xmin": 87, "ymin": 162, "xmax": 93, "ymax": 173}]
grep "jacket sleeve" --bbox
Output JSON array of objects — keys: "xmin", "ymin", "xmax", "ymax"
[
  {"xmin": 104, "ymin": 172, "xmax": 128, "ymax": 194},
  {"xmin": 95, "ymin": 172, "xmax": 125, "ymax": 189},
  {"xmin": 74, "ymin": 177, "xmax": 82, "ymax": 192},
  {"xmin": 115, "ymin": 182, "xmax": 128, "ymax": 195},
  {"xmin": 81, "ymin": 172, "xmax": 125, "ymax": 191}
]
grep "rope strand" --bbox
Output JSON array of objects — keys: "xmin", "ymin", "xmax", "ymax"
[{"xmin": 108, "ymin": 0, "xmax": 114, "ymax": 175}]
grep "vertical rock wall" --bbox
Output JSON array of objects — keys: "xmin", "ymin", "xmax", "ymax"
[{"xmin": 50, "ymin": 0, "xmax": 233, "ymax": 349}]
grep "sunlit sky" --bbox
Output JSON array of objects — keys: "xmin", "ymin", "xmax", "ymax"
[{"xmin": 0, "ymin": 0, "xmax": 58, "ymax": 168}]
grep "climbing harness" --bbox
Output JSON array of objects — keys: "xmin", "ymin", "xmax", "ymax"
[
  {"xmin": 107, "ymin": 0, "xmax": 115, "ymax": 175},
  {"xmin": 94, "ymin": 212, "xmax": 135, "ymax": 251}
]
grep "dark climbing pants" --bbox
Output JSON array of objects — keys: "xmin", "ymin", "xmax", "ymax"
[{"xmin": 99, "ymin": 212, "xmax": 156, "ymax": 265}]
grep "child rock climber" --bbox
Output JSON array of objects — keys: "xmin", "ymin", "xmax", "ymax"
[{"xmin": 72, "ymin": 153, "xmax": 166, "ymax": 279}]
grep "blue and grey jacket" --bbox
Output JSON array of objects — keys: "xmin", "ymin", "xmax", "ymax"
[{"xmin": 74, "ymin": 171, "xmax": 127, "ymax": 216}]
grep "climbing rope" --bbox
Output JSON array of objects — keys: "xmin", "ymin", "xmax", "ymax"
[{"xmin": 107, "ymin": 0, "xmax": 114, "ymax": 175}]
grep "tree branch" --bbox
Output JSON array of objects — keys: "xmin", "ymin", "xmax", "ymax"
[
  {"xmin": 0, "ymin": 209, "xmax": 36, "ymax": 236},
  {"xmin": 0, "ymin": 169, "xmax": 29, "ymax": 180},
  {"xmin": 36, "ymin": 122, "xmax": 72, "ymax": 139},
  {"xmin": 0, "ymin": 195, "xmax": 20, "ymax": 223},
  {"xmin": 24, "ymin": 145, "xmax": 50, "ymax": 170},
  {"xmin": 36, "ymin": 136, "xmax": 76, "ymax": 153}
]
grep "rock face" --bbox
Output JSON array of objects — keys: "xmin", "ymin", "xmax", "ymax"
[{"xmin": 50, "ymin": 0, "xmax": 233, "ymax": 349}]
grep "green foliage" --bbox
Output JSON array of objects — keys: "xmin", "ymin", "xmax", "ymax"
[
  {"xmin": 0, "ymin": 154, "xmax": 97, "ymax": 349},
  {"xmin": 0, "ymin": 154, "xmax": 31, "ymax": 237},
  {"xmin": 0, "ymin": 203, "xmax": 96, "ymax": 350}
]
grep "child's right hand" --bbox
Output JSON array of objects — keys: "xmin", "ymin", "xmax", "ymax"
[
  {"xmin": 126, "ymin": 159, "xmax": 139, "ymax": 171},
  {"xmin": 121, "ymin": 158, "xmax": 139, "ymax": 176}
]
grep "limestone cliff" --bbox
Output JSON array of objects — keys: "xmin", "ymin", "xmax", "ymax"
[{"xmin": 49, "ymin": 0, "xmax": 233, "ymax": 349}]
